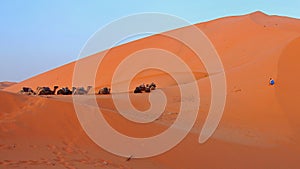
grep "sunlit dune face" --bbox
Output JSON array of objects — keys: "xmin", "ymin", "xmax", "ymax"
[
  {"xmin": 94, "ymin": 34, "xmax": 207, "ymax": 90},
  {"xmin": 96, "ymin": 92, "xmax": 173, "ymax": 138},
  {"xmin": 92, "ymin": 33, "xmax": 209, "ymax": 139}
]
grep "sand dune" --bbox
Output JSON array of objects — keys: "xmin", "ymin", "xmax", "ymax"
[
  {"xmin": 0, "ymin": 82, "xmax": 17, "ymax": 90},
  {"xmin": 1, "ymin": 11, "xmax": 300, "ymax": 168}
]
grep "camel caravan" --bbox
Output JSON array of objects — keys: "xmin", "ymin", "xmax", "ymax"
[
  {"xmin": 18, "ymin": 82, "xmax": 156, "ymax": 96},
  {"xmin": 134, "ymin": 82, "xmax": 156, "ymax": 93},
  {"xmin": 18, "ymin": 86, "xmax": 110, "ymax": 96}
]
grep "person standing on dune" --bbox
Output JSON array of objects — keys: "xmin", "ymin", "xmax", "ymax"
[{"xmin": 269, "ymin": 78, "xmax": 275, "ymax": 86}]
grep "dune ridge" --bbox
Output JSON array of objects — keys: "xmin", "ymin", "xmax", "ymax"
[
  {"xmin": 1, "ymin": 11, "xmax": 300, "ymax": 168},
  {"xmin": 0, "ymin": 82, "xmax": 17, "ymax": 90},
  {"xmin": 4, "ymin": 11, "xmax": 300, "ymax": 93}
]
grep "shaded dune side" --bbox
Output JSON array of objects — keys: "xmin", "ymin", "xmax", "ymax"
[
  {"xmin": 276, "ymin": 37, "xmax": 300, "ymax": 137},
  {"xmin": 0, "ymin": 91, "xmax": 170, "ymax": 169}
]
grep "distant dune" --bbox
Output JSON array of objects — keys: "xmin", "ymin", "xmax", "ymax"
[
  {"xmin": 0, "ymin": 81, "xmax": 17, "ymax": 90},
  {"xmin": 1, "ymin": 11, "xmax": 300, "ymax": 169}
]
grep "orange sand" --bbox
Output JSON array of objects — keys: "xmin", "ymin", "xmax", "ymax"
[
  {"xmin": 1, "ymin": 11, "xmax": 300, "ymax": 168},
  {"xmin": 0, "ymin": 82, "xmax": 17, "ymax": 90}
]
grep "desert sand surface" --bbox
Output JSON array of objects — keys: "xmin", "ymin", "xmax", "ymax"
[
  {"xmin": 0, "ymin": 82, "xmax": 17, "ymax": 90},
  {"xmin": 1, "ymin": 11, "xmax": 300, "ymax": 169}
]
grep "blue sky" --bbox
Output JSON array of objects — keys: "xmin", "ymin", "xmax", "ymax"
[{"xmin": 0, "ymin": 0, "xmax": 299, "ymax": 82}]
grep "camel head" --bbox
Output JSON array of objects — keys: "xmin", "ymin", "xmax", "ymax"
[
  {"xmin": 72, "ymin": 87, "xmax": 76, "ymax": 93},
  {"xmin": 53, "ymin": 86, "xmax": 59, "ymax": 92},
  {"xmin": 36, "ymin": 86, "xmax": 43, "ymax": 93},
  {"xmin": 86, "ymin": 86, "xmax": 93, "ymax": 93}
]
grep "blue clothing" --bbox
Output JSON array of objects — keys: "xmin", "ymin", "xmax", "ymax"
[{"xmin": 269, "ymin": 79, "xmax": 275, "ymax": 85}]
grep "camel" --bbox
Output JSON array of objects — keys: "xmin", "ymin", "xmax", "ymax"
[
  {"xmin": 134, "ymin": 86, "xmax": 142, "ymax": 93},
  {"xmin": 139, "ymin": 83, "xmax": 146, "ymax": 92},
  {"xmin": 134, "ymin": 82, "xmax": 156, "ymax": 94},
  {"xmin": 36, "ymin": 86, "xmax": 58, "ymax": 95},
  {"xmin": 57, "ymin": 87, "xmax": 72, "ymax": 95},
  {"xmin": 145, "ymin": 84, "xmax": 151, "ymax": 93},
  {"xmin": 73, "ymin": 86, "xmax": 92, "ymax": 95},
  {"xmin": 98, "ymin": 87, "xmax": 111, "ymax": 95},
  {"xmin": 72, "ymin": 87, "xmax": 77, "ymax": 94},
  {"xmin": 19, "ymin": 87, "xmax": 36, "ymax": 95},
  {"xmin": 149, "ymin": 82, "xmax": 156, "ymax": 90}
]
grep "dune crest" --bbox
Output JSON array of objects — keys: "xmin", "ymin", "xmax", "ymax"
[
  {"xmin": 0, "ymin": 82, "xmax": 17, "ymax": 90},
  {"xmin": 4, "ymin": 11, "xmax": 300, "ymax": 93},
  {"xmin": 1, "ymin": 12, "xmax": 300, "ymax": 168}
]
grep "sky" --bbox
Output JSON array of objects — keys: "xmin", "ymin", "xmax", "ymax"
[{"xmin": 0, "ymin": 0, "xmax": 300, "ymax": 82}]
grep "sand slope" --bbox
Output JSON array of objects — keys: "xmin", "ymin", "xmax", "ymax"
[
  {"xmin": 1, "ymin": 11, "xmax": 300, "ymax": 168},
  {"xmin": 0, "ymin": 82, "xmax": 17, "ymax": 90},
  {"xmin": 4, "ymin": 11, "xmax": 300, "ymax": 92}
]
